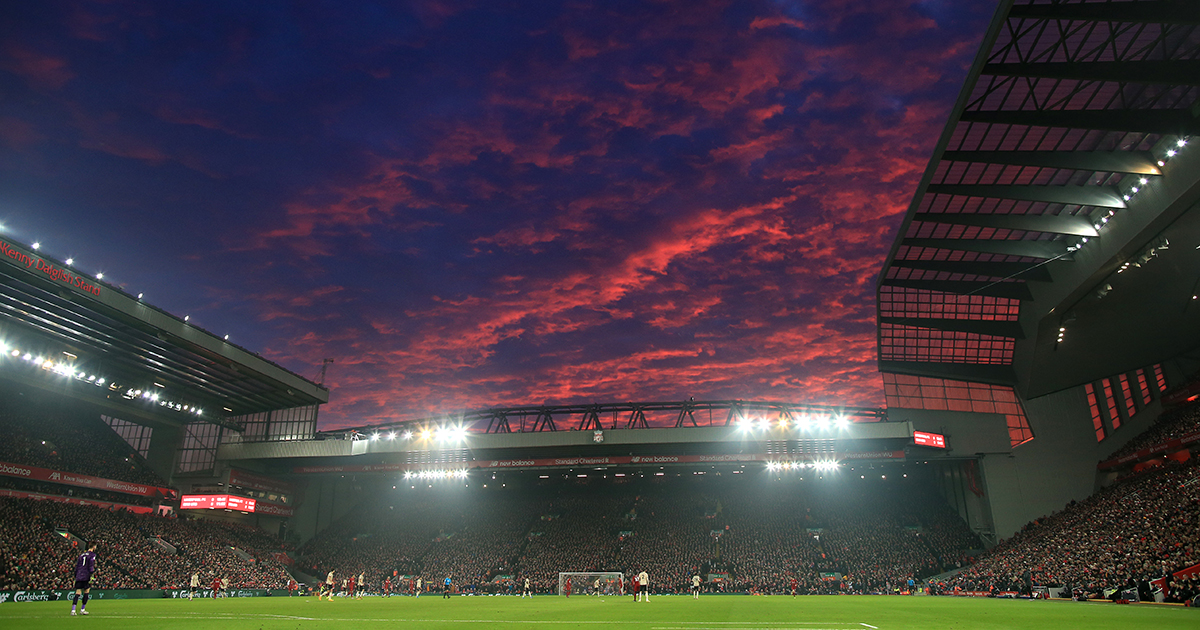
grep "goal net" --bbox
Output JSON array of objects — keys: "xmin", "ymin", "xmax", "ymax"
[{"xmin": 557, "ymin": 572, "xmax": 623, "ymax": 596}]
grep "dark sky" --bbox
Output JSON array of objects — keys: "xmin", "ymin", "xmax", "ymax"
[{"xmin": 0, "ymin": 0, "xmax": 995, "ymax": 430}]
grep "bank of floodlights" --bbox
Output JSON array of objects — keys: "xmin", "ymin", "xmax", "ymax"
[
  {"xmin": 738, "ymin": 413, "xmax": 851, "ymax": 433},
  {"xmin": 1075, "ymin": 137, "xmax": 1190, "ymax": 254},
  {"xmin": 0, "ymin": 340, "xmax": 202, "ymax": 417},
  {"xmin": 402, "ymin": 469, "xmax": 469, "ymax": 481}
]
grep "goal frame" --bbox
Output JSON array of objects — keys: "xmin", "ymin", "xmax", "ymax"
[{"xmin": 557, "ymin": 572, "xmax": 624, "ymax": 596}]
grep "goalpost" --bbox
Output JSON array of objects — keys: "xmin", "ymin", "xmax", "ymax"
[{"xmin": 557, "ymin": 572, "xmax": 624, "ymax": 596}]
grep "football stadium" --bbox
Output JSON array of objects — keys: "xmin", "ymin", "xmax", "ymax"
[{"xmin": 2, "ymin": 0, "xmax": 1199, "ymax": 628}]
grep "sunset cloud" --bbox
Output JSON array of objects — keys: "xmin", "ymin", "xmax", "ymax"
[{"xmin": 0, "ymin": 0, "xmax": 992, "ymax": 429}]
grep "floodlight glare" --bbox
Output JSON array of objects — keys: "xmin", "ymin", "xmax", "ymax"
[
  {"xmin": 403, "ymin": 431, "xmax": 413, "ymax": 440},
  {"xmin": 388, "ymin": 432, "xmax": 396, "ymax": 440},
  {"xmin": 65, "ymin": 258, "xmax": 73, "ymax": 266},
  {"xmin": 31, "ymin": 242, "xmax": 40, "ymax": 250}
]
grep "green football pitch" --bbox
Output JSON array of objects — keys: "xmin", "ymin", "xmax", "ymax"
[{"xmin": 0, "ymin": 595, "xmax": 1195, "ymax": 629}]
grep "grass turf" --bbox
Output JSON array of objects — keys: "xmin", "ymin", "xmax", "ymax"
[{"xmin": 0, "ymin": 594, "xmax": 1195, "ymax": 629}]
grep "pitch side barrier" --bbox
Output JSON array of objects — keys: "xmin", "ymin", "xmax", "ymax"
[{"xmin": 0, "ymin": 589, "xmax": 291, "ymax": 603}]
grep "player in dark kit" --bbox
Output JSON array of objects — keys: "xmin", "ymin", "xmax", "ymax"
[{"xmin": 70, "ymin": 542, "xmax": 98, "ymax": 616}]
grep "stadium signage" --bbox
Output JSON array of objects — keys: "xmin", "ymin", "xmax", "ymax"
[
  {"xmin": 912, "ymin": 431, "xmax": 947, "ymax": 448},
  {"xmin": 0, "ymin": 238, "xmax": 102, "ymax": 297},
  {"xmin": 180, "ymin": 494, "xmax": 256, "ymax": 511},
  {"xmin": 292, "ymin": 450, "xmax": 907, "ymax": 473},
  {"xmin": 0, "ymin": 460, "xmax": 173, "ymax": 497},
  {"xmin": 0, "ymin": 488, "xmax": 155, "ymax": 514},
  {"xmin": 253, "ymin": 501, "xmax": 295, "ymax": 517},
  {"xmin": 0, "ymin": 589, "xmax": 290, "ymax": 603}
]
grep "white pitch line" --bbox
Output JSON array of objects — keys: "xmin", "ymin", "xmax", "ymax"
[{"xmin": 861, "ymin": 624, "xmax": 879, "ymax": 629}]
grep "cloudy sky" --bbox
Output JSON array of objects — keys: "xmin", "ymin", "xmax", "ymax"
[{"xmin": 0, "ymin": 0, "xmax": 995, "ymax": 429}]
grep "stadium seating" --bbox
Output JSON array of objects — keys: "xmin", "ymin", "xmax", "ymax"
[
  {"xmin": 0, "ymin": 394, "xmax": 169, "ymax": 488},
  {"xmin": 1103, "ymin": 401, "xmax": 1200, "ymax": 464},
  {"xmin": 296, "ymin": 476, "xmax": 981, "ymax": 595},
  {"xmin": 0, "ymin": 497, "xmax": 292, "ymax": 591},
  {"xmin": 945, "ymin": 458, "xmax": 1199, "ymax": 598}
]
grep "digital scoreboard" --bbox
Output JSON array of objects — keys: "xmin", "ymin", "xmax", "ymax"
[
  {"xmin": 179, "ymin": 494, "xmax": 257, "ymax": 512},
  {"xmin": 912, "ymin": 430, "xmax": 947, "ymax": 448}
]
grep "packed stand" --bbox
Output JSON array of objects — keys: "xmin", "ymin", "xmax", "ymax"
[
  {"xmin": 516, "ymin": 493, "xmax": 627, "ymax": 593},
  {"xmin": 947, "ymin": 458, "xmax": 1200, "ymax": 598},
  {"xmin": 299, "ymin": 493, "xmax": 542, "ymax": 594},
  {"xmin": 0, "ymin": 496, "xmax": 292, "ymax": 591},
  {"xmin": 612, "ymin": 490, "xmax": 719, "ymax": 593},
  {"xmin": 0, "ymin": 394, "xmax": 168, "ymax": 488},
  {"xmin": 296, "ymin": 475, "xmax": 985, "ymax": 596},
  {"xmin": 1104, "ymin": 401, "xmax": 1200, "ymax": 463}
]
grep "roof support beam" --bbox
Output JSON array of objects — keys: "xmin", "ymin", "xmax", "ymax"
[
  {"xmin": 913, "ymin": 212, "xmax": 1099, "ymax": 237},
  {"xmin": 959, "ymin": 109, "xmax": 1200, "ymax": 136},
  {"xmin": 1007, "ymin": 1, "xmax": 1200, "ymax": 25},
  {"xmin": 940, "ymin": 150, "xmax": 1160, "ymax": 175},
  {"xmin": 983, "ymin": 60, "xmax": 1200, "ymax": 86},
  {"xmin": 926, "ymin": 184, "xmax": 1125, "ymax": 209},
  {"xmin": 882, "ymin": 279, "xmax": 1033, "ymax": 301},
  {"xmin": 878, "ymin": 361, "xmax": 1016, "ymax": 386},
  {"xmin": 887, "ymin": 259, "xmax": 1052, "ymax": 282},
  {"xmin": 879, "ymin": 317, "xmax": 1024, "ymax": 340},
  {"xmin": 902, "ymin": 238, "xmax": 1071, "ymax": 260}
]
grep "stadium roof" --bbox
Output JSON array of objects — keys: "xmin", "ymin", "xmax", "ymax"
[
  {"xmin": 0, "ymin": 236, "xmax": 328, "ymax": 429},
  {"xmin": 878, "ymin": 0, "xmax": 1200, "ymax": 396}
]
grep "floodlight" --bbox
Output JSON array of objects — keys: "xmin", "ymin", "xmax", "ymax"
[
  {"xmin": 31, "ymin": 242, "xmax": 40, "ymax": 250},
  {"xmin": 403, "ymin": 431, "xmax": 413, "ymax": 440},
  {"xmin": 387, "ymin": 432, "xmax": 396, "ymax": 440},
  {"xmin": 65, "ymin": 258, "xmax": 73, "ymax": 266},
  {"xmin": 96, "ymin": 273, "xmax": 103, "ymax": 280},
  {"xmin": 370, "ymin": 433, "xmax": 379, "ymax": 441}
]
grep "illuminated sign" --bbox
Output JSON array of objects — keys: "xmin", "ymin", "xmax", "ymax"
[
  {"xmin": 0, "ymin": 239, "xmax": 102, "ymax": 297},
  {"xmin": 913, "ymin": 431, "xmax": 947, "ymax": 448},
  {"xmin": 179, "ymin": 494, "xmax": 257, "ymax": 512}
]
